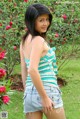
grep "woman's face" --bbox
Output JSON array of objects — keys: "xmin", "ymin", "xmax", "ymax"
[{"xmin": 35, "ymin": 14, "xmax": 50, "ymax": 34}]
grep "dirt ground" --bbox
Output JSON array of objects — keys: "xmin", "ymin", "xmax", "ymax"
[{"xmin": 10, "ymin": 74, "xmax": 67, "ymax": 91}]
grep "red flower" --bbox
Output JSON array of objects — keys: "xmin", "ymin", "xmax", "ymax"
[
  {"xmin": 14, "ymin": 2, "xmax": 17, "ymax": 7},
  {"xmin": 0, "ymin": 48, "xmax": 2, "ymax": 51},
  {"xmin": 0, "ymin": 68, "xmax": 6, "ymax": 78},
  {"xmin": 62, "ymin": 41, "xmax": 65, "ymax": 45},
  {"xmin": 13, "ymin": 46, "xmax": 17, "ymax": 50},
  {"xmin": 2, "ymin": 95, "xmax": 10, "ymax": 104},
  {"xmin": 0, "ymin": 23, "xmax": 2, "ymax": 26},
  {"xmin": 62, "ymin": 14, "xmax": 67, "ymax": 20},
  {"xmin": 55, "ymin": 33, "xmax": 59, "ymax": 38},
  {"xmin": 9, "ymin": 21, "xmax": 13, "ymax": 26},
  {"xmin": 63, "ymin": 38, "xmax": 67, "ymax": 41},
  {"xmin": 6, "ymin": 25, "xmax": 11, "ymax": 30},
  {"xmin": 24, "ymin": 0, "xmax": 28, "ymax": 2},
  {"xmin": 0, "ymin": 51, "xmax": 6, "ymax": 60},
  {"xmin": 50, "ymin": 39, "xmax": 53, "ymax": 43},
  {"xmin": 0, "ymin": 86, "xmax": 6, "ymax": 93}
]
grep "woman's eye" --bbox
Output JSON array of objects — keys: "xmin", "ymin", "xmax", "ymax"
[
  {"xmin": 46, "ymin": 18, "xmax": 49, "ymax": 21},
  {"xmin": 39, "ymin": 19, "xmax": 49, "ymax": 22},
  {"xmin": 39, "ymin": 19, "xmax": 43, "ymax": 22}
]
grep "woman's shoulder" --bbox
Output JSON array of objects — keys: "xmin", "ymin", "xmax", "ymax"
[
  {"xmin": 33, "ymin": 36, "xmax": 45, "ymax": 42},
  {"xmin": 32, "ymin": 36, "xmax": 45, "ymax": 46}
]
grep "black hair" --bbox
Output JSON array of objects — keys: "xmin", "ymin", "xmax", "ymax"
[{"xmin": 22, "ymin": 3, "xmax": 52, "ymax": 43}]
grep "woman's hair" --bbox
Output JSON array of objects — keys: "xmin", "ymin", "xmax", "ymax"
[{"xmin": 22, "ymin": 3, "xmax": 52, "ymax": 43}]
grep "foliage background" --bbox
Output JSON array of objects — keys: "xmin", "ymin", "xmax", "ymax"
[
  {"xmin": 0, "ymin": 0, "xmax": 80, "ymax": 78},
  {"xmin": 0, "ymin": 0, "xmax": 80, "ymax": 79},
  {"xmin": 0, "ymin": 0, "xmax": 80, "ymax": 119}
]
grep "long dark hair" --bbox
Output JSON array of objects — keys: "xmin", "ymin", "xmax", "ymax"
[{"xmin": 22, "ymin": 3, "xmax": 52, "ymax": 44}]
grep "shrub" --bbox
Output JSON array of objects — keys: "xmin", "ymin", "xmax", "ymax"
[
  {"xmin": 0, "ymin": 48, "xmax": 10, "ymax": 108},
  {"xmin": 0, "ymin": 0, "xmax": 80, "ymax": 78}
]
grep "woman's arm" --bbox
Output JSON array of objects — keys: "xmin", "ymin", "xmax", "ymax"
[
  {"xmin": 20, "ymin": 42, "xmax": 28, "ymax": 91},
  {"xmin": 28, "ymin": 36, "xmax": 48, "ymax": 98}
]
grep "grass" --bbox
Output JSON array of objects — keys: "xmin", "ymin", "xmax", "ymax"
[
  {"xmin": 0, "ymin": 91, "xmax": 25, "ymax": 119},
  {"xmin": 59, "ymin": 58, "xmax": 80, "ymax": 119},
  {"xmin": 0, "ymin": 58, "xmax": 80, "ymax": 119}
]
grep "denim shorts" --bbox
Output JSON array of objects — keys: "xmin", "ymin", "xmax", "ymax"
[{"xmin": 23, "ymin": 84, "xmax": 63, "ymax": 114}]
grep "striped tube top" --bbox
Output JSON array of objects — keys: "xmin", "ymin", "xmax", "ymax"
[{"xmin": 24, "ymin": 47, "xmax": 58, "ymax": 87}]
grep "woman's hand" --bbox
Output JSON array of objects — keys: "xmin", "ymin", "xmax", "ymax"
[{"xmin": 41, "ymin": 96, "xmax": 54, "ymax": 113}]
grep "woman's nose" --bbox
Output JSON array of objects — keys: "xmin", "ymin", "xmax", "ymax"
[{"xmin": 43, "ymin": 20, "xmax": 48, "ymax": 26}]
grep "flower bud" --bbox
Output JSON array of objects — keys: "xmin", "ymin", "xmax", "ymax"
[{"xmin": 6, "ymin": 25, "xmax": 11, "ymax": 30}]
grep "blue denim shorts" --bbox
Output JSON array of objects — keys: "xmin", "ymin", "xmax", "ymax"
[{"xmin": 23, "ymin": 84, "xmax": 63, "ymax": 114}]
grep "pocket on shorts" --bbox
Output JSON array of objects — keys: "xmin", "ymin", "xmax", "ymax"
[
  {"xmin": 36, "ymin": 95, "xmax": 41, "ymax": 103},
  {"xmin": 36, "ymin": 87, "xmax": 61, "ymax": 102},
  {"xmin": 31, "ymin": 94, "xmax": 42, "ymax": 109},
  {"xmin": 46, "ymin": 87, "xmax": 62, "ymax": 105}
]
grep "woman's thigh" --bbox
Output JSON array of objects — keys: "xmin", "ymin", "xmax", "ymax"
[
  {"xmin": 44, "ymin": 107, "xmax": 66, "ymax": 119},
  {"xmin": 26, "ymin": 111, "xmax": 43, "ymax": 119}
]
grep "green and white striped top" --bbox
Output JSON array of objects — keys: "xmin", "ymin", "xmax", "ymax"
[{"xmin": 24, "ymin": 46, "xmax": 58, "ymax": 88}]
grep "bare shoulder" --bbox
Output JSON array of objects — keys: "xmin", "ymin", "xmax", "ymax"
[{"xmin": 32, "ymin": 36, "xmax": 45, "ymax": 45}]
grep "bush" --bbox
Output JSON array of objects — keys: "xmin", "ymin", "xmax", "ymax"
[
  {"xmin": 0, "ymin": 48, "xmax": 10, "ymax": 108},
  {"xmin": 0, "ymin": 0, "xmax": 80, "ymax": 78}
]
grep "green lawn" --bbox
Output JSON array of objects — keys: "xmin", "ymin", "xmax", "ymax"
[
  {"xmin": 59, "ymin": 59, "xmax": 80, "ymax": 119},
  {"xmin": 0, "ymin": 58, "xmax": 80, "ymax": 119}
]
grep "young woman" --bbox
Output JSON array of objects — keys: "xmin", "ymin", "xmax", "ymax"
[{"xmin": 20, "ymin": 3, "xmax": 66, "ymax": 119}]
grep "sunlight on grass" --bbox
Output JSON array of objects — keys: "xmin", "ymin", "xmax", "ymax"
[
  {"xmin": 59, "ymin": 58, "xmax": 80, "ymax": 119},
  {"xmin": 0, "ymin": 58, "xmax": 80, "ymax": 119}
]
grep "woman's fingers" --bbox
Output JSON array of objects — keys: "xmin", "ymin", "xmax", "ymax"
[
  {"xmin": 41, "ymin": 96, "xmax": 55, "ymax": 113},
  {"xmin": 51, "ymin": 100, "xmax": 55, "ymax": 108},
  {"xmin": 43, "ymin": 102, "xmax": 53, "ymax": 113}
]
